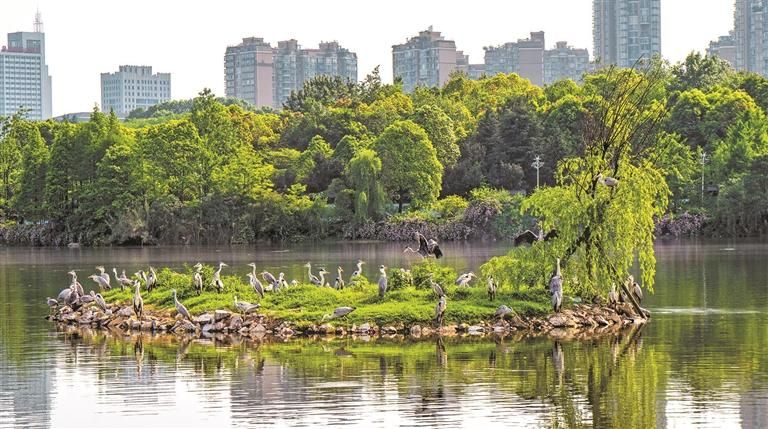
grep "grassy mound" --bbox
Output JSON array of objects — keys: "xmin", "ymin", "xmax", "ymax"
[{"xmin": 102, "ymin": 265, "xmax": 550, "ymax": 326}]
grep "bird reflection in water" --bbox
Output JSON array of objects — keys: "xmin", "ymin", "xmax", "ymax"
[
  {"xmin": 436, "ymin": 336, "xmax": 447, "ymax": 368},
  {"xmin": 552, "ymin": 341, "xmax": 564, "ymax": 386},
  {"xmin": 134, "ymin": 335, "xmax": 144, "ymax": 377}
]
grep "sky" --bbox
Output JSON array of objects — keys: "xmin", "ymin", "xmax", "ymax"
[{"xmin": 1, "ymin": 0, "xmax": 734, "ymax": 117}]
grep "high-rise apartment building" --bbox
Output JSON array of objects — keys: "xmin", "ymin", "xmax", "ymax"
[
  {"xmin": 593, "ymin": 0, "xmax": 661, "ymax": 67},
  {"xmin": 735, "ymin": 0, "xmax": 768, "ymax": 74},
  {"xmin": 225, "ymin": 38, "xmax": 357, "ymax": 108},
  {"xmin": 100, "ymin": 65, "xmax": 171, "ymax": 116},
  {"xmin": 483, "ymin": 32, "xmax": 545, "ymax": 86},
  {"xmin": 544, "ymin": 41, "xmax": 592, "ymax": 84},
  {"xmin": 0, "ymin": 13, "xmax": 52, "ymax": 120},
  {"xmin": 707, "ymin": 31, "xmax": 737, "ymax": 68},
  {"xmin": 392, "ymin": 27, "xmax": 462, "ymax": 92},
  {"xmin": 224, "ymin": 37, "xmax": 275, "ymax": 108}
]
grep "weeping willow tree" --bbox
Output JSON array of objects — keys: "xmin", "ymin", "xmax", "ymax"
[{"xmin": 484, "ymin": 64, "xmax": 676, "ymax": 299}]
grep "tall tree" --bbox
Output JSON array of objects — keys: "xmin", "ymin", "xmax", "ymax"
[{"xmin": 375, "ymin": 120, "xmax": 442, "ymax": 212}]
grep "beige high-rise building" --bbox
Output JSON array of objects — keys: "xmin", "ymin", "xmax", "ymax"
[
  {"xmin": 593, "ymin": 0, "xmax": 661, "ymax": 67},
  {"xmin": 392, "ymin": 27, "xmax": 462, "ymax": 92},
  {"xmin": 707, "ymin": 31, "xmax": 737, "ymax": 68},
  {"xmin": 735, "ymin": 0, "xmax": 768, "ymax": 75},
  {"xmin": 225, "ymin": 37, "xmax": 275, "ymax": 108},
  {"xmin": 483, "ymin": 32, "xmax": 545, "ymax": 86},
  {"xmin": 225, "ymin": 37, "xmax": 357, "ymax": 109},
  {"xmin": 544, "ymin": 41, "xmax": 592, "ymax": 84}
]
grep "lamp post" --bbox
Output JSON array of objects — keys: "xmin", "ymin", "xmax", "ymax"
[
  {"xmin": 700, "ymin": 151, "xmax": 708, "ymax": 204},
  {"xmin": 532, "ymin": 155, "xmax": 544, "ymax": 189}
]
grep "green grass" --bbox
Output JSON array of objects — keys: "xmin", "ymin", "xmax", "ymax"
[{"xmin": 102, "ymin": 266, "xmax": 551, "ymax": 326}]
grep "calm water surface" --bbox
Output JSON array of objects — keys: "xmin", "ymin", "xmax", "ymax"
[{"xmin": 1, "ymin": 239, "xmax": 768, "ymax": 428}]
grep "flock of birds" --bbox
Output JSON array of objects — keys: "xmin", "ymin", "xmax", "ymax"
[{"xmin": 46, "ymin": 207, "xmax": 645, "ymax": 328}]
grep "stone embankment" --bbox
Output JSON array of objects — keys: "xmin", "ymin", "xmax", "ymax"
[{"xmin": 48, "ymin": 300, "xmax": 647, "ymax": 341}]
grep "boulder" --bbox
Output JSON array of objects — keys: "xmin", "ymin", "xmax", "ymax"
[
  {"xmin": 410, "ymin": 325, "xmax": 422, "ymax": 336},
  {"xmin": 196, "ymin": 313, "xmax": 214, "ymax": 325},
  {"xmin": 116, "ymin": 307, "xmax": 133, "ymax": 318},
  {"xmin": 468, "ymin": 325, "xmax": 485, "ymax": 335},
  {"xmin": 214, "ymin": 310, "xmax": 231, "ymax": 322},
  {"xmin": 229, "ymin": 316, "xmax": 243, "ymax": 331}
]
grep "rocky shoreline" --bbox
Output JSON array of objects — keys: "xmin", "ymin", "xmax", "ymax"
[{"xmin": 48, "ymin": 300, "xmax": 648, "ymax": 341}]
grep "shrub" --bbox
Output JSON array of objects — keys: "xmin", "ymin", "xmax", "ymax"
[
  {"xmin": 389, "ymin": 269, "xmax": 414, "ymax": 290},
  {"xmin": 411, "ymin": 259, "xmax": 457, "ymax": 292}
]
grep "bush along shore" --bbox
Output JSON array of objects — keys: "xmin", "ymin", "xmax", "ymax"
[{"xmin": 47, "ymin": 264, "xmax": 649, "ymax": 341}]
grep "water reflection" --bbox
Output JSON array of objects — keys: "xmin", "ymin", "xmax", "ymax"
[{"xmin": 2, "ymin": 240, "xmax": 768, "ymax": 427}]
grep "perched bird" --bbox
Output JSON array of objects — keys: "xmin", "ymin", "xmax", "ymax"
[
  {"xmin": 495, "ymin": 304, "xmax": 515, "ymax": 320},
  {"xmin": 247, "ymin": 273, "xmax": 265, "ymax": 299},
  {"xmin": 233, "ymin": 295, "xmax": 260, "ymax": 315},
  {"xmin": 95, "ymin": 293, "xmax": 109, "ymax": 313},
  {"xmin": 193, "ymin": 263, "xmax": 204, "ymax": 295},
  {"xmin": 607, "ymin": 284, "xmax": 619, "ymax": 307},
  {"xmin": 350, "ymin": 260, "xmax": 365, "ymax": 280},
  {"xmin": 597, "ymin": 173, "xmax": 619, "ymax": 187},
  {"xmin": 88, "ymin": 274, "xmax": 109, "ymax": 292},
  {"xmin": 57, "ymin": 284, "xmax": 73, "ymax": 304},
  {"xmin": 277, "ymin": 272, "xmax": 288, "ymax": 290},
  {"xmin": 629, "ymin": 275, "xmax": 643, "ymax": 304},
  {"xmin": 317, "ymin": 268, "xmax": 330, "ymax": 287},
  {"xmin": 549, "ymin": 258, "xmax": 563, "ymax": 313},
  {"xmin": 487, "ymin": 276, "xmax": 497, "ymax": 301},
  {"xmin": 68, "ymin": 271, "xmax": 85, "ymax": 297},
  {"xmin": 305, "ymin": 263, "xmax": 321, "ymax": 285},
  {"xmin": 430, "ymin": 277, "xmax": 445, "ymax": 298},
  {"xmin": 404, "ymin": 232, "xmax": 443, "ymax": 259},
  {"xmin": 455, "ymin": 272, "xmax": 476, "ymax": 287},
  {"xmin": 435, "ymin": 295, "xmax": 447, "ymax": 327},
  {"xmin": 172, "ymin": 289, "xmax": 193, "ymax": 322},
  {"xmin": 78, "ymin": 290, "xmax": 97, "ymax": 305},
  {"xmin": 261, "ymin": 271, "xmax": 278, "ymax": 290},
  {"xmin": 133, "ymin": 280, "xmax": 144, "ymax": 321},
  {"xmin": 146, "ymin": 267, "xmax": 158, "ymax": 292},
  {"xmin": 113, "ymin": 268, "xmax": 133, "ymax": 291},
  {"xmin": 378, "ymin": 265, "xmax": 388, "ymax": 298},
  {"xmin": 46, "ymin": 297, "xmax": 59, "ymax": 314},
  {"xmin": 513, "ymin": 229, "xmax": 558, "ymax": 246},
  {"xmin": 211, "ymin": 262, "xmax": 227, "ymax": 293},
  {"xmin": 96, "ymin": 266, "xmax": 111, "ymax": 290},
  {"xmin": 323, "ymin": 306, "xmax": 356, "ymax": 321},
  {"xmin": 334, "ymin": 266, "xmax": 345, "ymax": 290}
]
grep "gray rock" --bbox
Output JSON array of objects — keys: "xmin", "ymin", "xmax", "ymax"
[
  {"xmin": 196, "ymin": 313, "xmax": 214, "ymax": 324},
  {"xmin": 214, "ymin": 310, "xmax": 231, "ymax": 322},
  {"xmin": 229, "ymin": 316, "xmax": 243, "ymax": 331},
  {"xmin": 116, "ymin": 307, "xmax": 133, "ymax": 317}
]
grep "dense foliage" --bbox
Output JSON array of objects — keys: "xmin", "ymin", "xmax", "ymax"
[{"xmin": 1, "ymin": 53, "xmax": 766, "ymax": 245}]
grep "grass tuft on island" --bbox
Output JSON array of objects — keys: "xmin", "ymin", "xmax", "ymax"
[{"xmin": 101, "ymin": 266, "xmax": 551, "ymax": 327}]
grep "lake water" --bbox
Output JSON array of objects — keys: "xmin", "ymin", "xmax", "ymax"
[{"xmin": 1, "ymin": 239, "xmax": 768, "ymax": 428}]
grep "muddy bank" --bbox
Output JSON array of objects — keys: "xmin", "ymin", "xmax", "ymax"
[{"xmin": 47, "ymin": 300, "xmax": 648, "ymax": 342}]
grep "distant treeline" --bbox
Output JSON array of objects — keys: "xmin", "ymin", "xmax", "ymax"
[{"xmin": 1, "ymin": 55, "xmax": 767, "ymax": 245}]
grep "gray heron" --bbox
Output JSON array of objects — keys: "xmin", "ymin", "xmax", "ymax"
[
  {"xmin": 549, "ymin": 258, "xmax": 563, "ymax": 313},
  {"xmin": 317, "ymin": 268, "xmax": 330, "ymax": 287},
  {"xmin": 435, "ymin": 295, "xmax": 447, "ymax": 327},
  {"xmin": 57, "ymin": 284, "xmax": 73, "ymax": 304},
  {"xmin": 146, "ymin": 267, "xmax": 157, "ymax": 292},
  {"xmin": 233, "ymin": 295, "xmax": 260, "ymax": 315},
  {"xmin": 607, "ymin": 283, "xmax": 619, "ymax": 307},
  {"xmin": 193, "ymin": 263, "xmax": 204, "ymax": 295},
  {"xmin": 46, "ymin": 297, "xmax": 58, "ymax": 314},
  {"xmin": 261, "ymin": 271, "xmax": 278, "ymax": 290},
  {"xmin": 113, "ymin": 268, "xmax": 132, "ymax": 291},
  {"xmin": 79, "ymin": 290, "xmax": 97, "ymax": 305},
  {"xmin": 96, "ymin": 266, "xmax": 111, "ymax": 290},
  {"xmin": 95, "ymin": 293, "xmax": 108, "ymax": 313},
  {"xmin": 378, "ymin": 265, "xmax": 388, "ymax": 298},
  {"xmin": 247, "ymin": 273, "xmax": 265, "ymax": 299},
  {"xmin": 211, "ymin": 262, "xmax": 227, "ymax": 293},
  {"xmin": 597, "ymin": 173, "xmax": 619, "ymax": 187},
  {"xmin": 334, "ymin": 267, "xmax": 345, "ymax": 290},
  {"xmin": 278, "ymin": 272, "xmax": 288, "ymax": 290},
  {"xmin": 133, "ymin": 280, "xmax": 144, "ymax": 321},
  {"xmin": 89, "ymin": 274, "xmax": 110, "ymax": 292},
  {"xmin": 495, "ymin": 304, "xmax": 515, "ymax": 320},
  {"xmin": 455, "ymin": 272, "xmax": 476, "ymax": 287},
  {"xmin": 172, "ymin": 289, "xmax": 193, "ymax": 322},
  {"xmin": 68, "ymin": 270, "xmax": 84, "ymax": 297},
  {"xmin": 322, "ymin": 306, "xmax": 356, "ymax": 321},
  {"xmin": 629, "ymin": 275, "xmax": 643, "ymax": 304},
  {"xmin": 487, "ymin": 276, "xmax": 497, "ymax": 301},
  {"xmin": 513, "ymin": 229, "xmax": 558, "ymax": 246},
  {"xmin": 305, "ymin": 263, "xmax": 321, "ymax": 285},
  {"xmin": 430, "ymin": 277, "xmax": 445, "ymax": 298},
  {"xmin": 404, "ymin": 232, "xmax": 443, "ymax": 259},
  {"xmin": 350, "ymin": 260, "xmax": 365, "ymax": 281}
]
